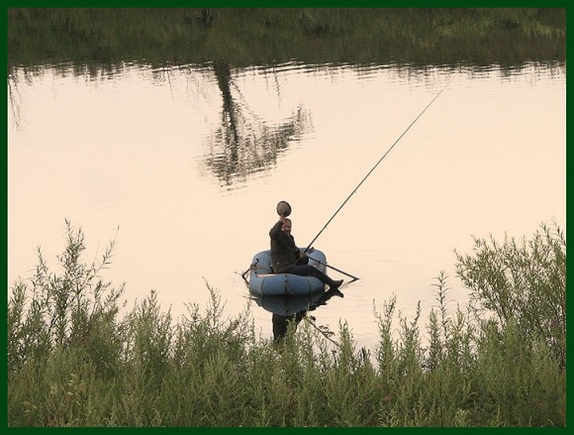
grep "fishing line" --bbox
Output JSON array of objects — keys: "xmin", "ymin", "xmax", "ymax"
[{"xmin": 305, "ymin": 77, "xmax": 454, "ymax": 252}]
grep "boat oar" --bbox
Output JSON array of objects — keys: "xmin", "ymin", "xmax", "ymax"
[
  {"xmin": 307, "ymin": 256, "xmax": 359, "ymax": 282},
  {"xmin": 241, "ymin": 258, "xmax": 259, "ymax": 284}
]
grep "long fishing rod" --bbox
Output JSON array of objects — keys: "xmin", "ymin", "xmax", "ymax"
[
  {"xmin": 305, "ymin": 77, "xmax": 454, "ymax": 252},
  {"xmin": 307, "ymin": 256, "xmax": 359, "ymax": 281}
]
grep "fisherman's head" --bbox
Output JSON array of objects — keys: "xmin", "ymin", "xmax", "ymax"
[{"xmin": 281, "ymin": 218, "xmax": 292, "ymax": 234}]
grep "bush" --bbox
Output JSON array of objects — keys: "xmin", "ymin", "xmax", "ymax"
[
  {"xmin": 7, "ymin": 220, "xmax": 566, "ymax": 426},
  {"xmin": 8, "ymin": 220, "xmax": 126, "ymax": 377},
  {"xmin": 455, "ymin": 220, "xmax": 566, "ymax": 368}
]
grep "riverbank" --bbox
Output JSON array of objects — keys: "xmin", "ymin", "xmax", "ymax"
[{"xmin": 8, "ymin": 220, "xmax": 565, "ymax": 427}]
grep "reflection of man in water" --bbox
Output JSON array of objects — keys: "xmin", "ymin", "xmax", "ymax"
[
  {"xmin": 272, "ymin": 287, "xmax": 343, "ymax": 341},
  {"xmin": 272, "ymin": 312, "xmax": 306, "ymax": 340}
]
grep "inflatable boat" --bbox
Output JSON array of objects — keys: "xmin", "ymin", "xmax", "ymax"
[
  {"xmin": 249, "ymin": 285, "xmax": 343, "ymax": 316},
  {"xmin": 246, "ymin": 249, "xmax": 328, "ymax": 297}
]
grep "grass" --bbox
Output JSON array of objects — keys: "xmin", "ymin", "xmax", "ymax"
[{"xmin": 7, "ymin": 220, "xmax": 566, "ymax": 427}]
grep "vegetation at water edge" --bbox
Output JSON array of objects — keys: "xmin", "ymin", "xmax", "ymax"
[
  {"xmin": 8, "ymin": 8, "xmax": 565, "ymax": 72},
  {"xmin": 8, "ymin": 220, "xmax": 565, "ymax": 426}
]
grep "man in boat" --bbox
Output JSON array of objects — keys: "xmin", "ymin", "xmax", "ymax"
[{"xmin": 269, "ymin": 215, "xmax": 343, "ymax": 289}]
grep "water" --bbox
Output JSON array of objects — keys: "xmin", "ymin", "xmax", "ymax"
[{"xmin": 8, "ymin": 62, "xmax": 565, "ymax": 350}]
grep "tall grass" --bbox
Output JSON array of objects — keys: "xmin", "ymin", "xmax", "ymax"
[{"xmin": 8, "ymin": 220, "xmax": 565, "ymax": 426}]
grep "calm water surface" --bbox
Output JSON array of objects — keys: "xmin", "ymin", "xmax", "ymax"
[{"xmin": 8, "ymin": 62, "xmax": 565, "ymax": 350}]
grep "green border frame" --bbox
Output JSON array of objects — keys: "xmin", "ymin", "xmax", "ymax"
[{"xmin": 2, "ymin": 1, "xmax": 569, "ymax": 430}]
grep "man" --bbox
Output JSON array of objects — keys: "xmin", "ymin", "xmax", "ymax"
[{"xmin": 269, "ymin": 215, "xmax": 343, "ymax": 289}]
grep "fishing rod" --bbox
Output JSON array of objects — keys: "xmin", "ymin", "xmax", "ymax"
[
  {"xmin": 304, "ymin": 77, "xmax": 454, "ymax": 252},
  {"xmin": 307, "ymin": 256, "xmax": 359, "ymax": 282}
]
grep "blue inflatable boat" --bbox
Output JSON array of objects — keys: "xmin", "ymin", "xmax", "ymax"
[{"xmin": 246, "ymin": 249, "xmax": 328, "ymax": 297}]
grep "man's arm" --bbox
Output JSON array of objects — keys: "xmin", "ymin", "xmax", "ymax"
[{"xmin": 269, "ymin": 220, "xmax": 283, "ymax": 239}]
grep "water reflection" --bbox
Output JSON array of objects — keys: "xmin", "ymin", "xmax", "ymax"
[
  {"xmin": 251, "ymin": 287, "xmax": 344, "ymax": 341},
  {"xmin": 7, "ymin": 71, "xmax": 23, "ymax": 129},
  {"xmin": 7, "ymin": 56, "xmax": 565, "ymax": 351},
  {"xmin": 207, "ymin": 62, "xmax": 312, "ymax": 188}
]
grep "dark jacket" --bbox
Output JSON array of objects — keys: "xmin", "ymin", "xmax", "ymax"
[{"xmin": 269, "ymin": 220, "xmax": 300, "ymax": 273}]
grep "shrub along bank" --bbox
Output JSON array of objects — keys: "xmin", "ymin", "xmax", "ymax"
[{"xmin": 8, "ymin": 220, "xmax": 566, "ymax": 426}]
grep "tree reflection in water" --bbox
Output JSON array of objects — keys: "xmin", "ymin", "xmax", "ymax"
[{"xmin": 207, "ymin": 61, "xmax": 312, "ymax": 188}]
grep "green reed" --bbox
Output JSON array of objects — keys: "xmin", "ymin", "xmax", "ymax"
[{"xmin": 8, "ymin": 220, "xmax": 565, "ymax": 427}]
